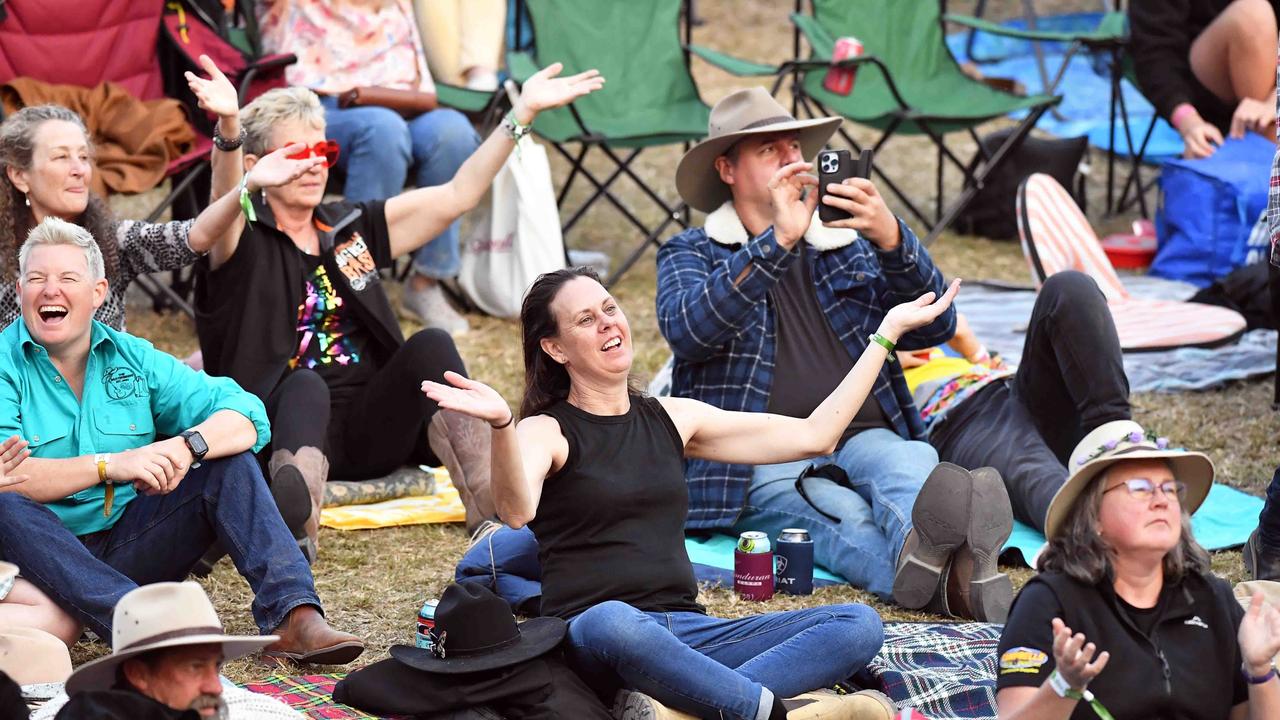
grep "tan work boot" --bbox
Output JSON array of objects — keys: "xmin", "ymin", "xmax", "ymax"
[
  {"xmin": 270, "ymin": 447, "xmax": 329, "ymax": 564},
  {"xmin": 262, "ymin": 605, "xmax": 364, "ymax": 665},
  {"xmin": 782, "ymin": 689, "xmax": 895, "ymax": 719},
  {"xmin": 428, "ymin": 408, "xmax": 497, "ymax": 533},
  {"xmin": 612, "ymin": 690, "xmax": 698, "ymax": 720}
]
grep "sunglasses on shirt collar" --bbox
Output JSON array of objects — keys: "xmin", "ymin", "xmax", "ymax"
[{"xmin": 266, "ymin": 139, "xmax": 341, "ymax": 168}]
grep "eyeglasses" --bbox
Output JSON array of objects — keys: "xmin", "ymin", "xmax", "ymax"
[
  {"xmin": 1103, "ymin": 478, "xmax": 1187, "ymax": 502},
  {"xmin": 268, "ymin": 139, "xmax": 340, "ymax": 168}
]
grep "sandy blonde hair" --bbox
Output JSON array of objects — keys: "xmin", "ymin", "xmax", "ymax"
[
  {"xmin": 19, "ymin": 216, "xmax": 105, "ymax": 281},
  {"xmin": 241, "ymin": 87, "xmax": 326, "ymax": 157}
]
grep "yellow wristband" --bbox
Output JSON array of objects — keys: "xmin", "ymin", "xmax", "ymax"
[{"xmin": 95, "ymin": 453, "xmax": 110, "ymax": 484}]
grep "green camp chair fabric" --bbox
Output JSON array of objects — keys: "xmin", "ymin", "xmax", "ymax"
[
  {"xmin": 513, "ymin": 0, "xmax": 709, "ymax": 145},
  {"xmin": 942, "ymin": 10, "xmax": 1126, "ymax": 46},
  {"xmin": 436, "ymin": 82, "xmax": 498, "ymax": 115},
  {"xmin": 796, "ymin": 0, "xmax": 1058, "ymax": 134}
]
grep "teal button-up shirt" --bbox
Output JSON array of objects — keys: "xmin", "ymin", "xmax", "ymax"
[{"xmin": 0, "ymin": 319, "xmax": 270, "ymax": 536}]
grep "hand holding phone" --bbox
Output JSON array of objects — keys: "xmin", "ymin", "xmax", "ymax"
[{"xmin": 818, "ymin": 149, "xmax": 873, "ymax": 224}]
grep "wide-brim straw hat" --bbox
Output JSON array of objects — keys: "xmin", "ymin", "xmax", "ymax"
[
  {"xmin": 676, "ymin": 86, "xmax": 843, "ymax": 212},
  {"xmin": 66, "ymin": 582, "xmax": 277, "ymax": 694},
  {"xmin": 1044, "ymin": 420, "xmax": 1214, "ymax": 540}
]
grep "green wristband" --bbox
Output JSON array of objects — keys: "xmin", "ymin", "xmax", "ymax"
[
  {"xmin": 238, "ymin": 171, "xmax": 257, "ymax": 225},
  {"xmin": 868, "ymin": 332, "xmax": 896, "ymax": 360}
]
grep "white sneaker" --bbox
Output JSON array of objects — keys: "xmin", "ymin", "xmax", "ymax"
[
  {"xmin": 612, "ymin": 690, "xmax": 698, "ymax": 720},
  {"xmin": 402, "ymin": 282, "xmax": 469, "ymax": 336},
  {"xmin": 782, "ymin": 689, "xmax": 896, "ymax": 719}
]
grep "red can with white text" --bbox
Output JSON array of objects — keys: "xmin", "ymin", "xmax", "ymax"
[
  {"xmin": 734, "ymin": 531, "xmax": 774, "ymax": 601},
  {"xmin": 823, "ymin": 36, "xmax": 864, "ymax": 96}
]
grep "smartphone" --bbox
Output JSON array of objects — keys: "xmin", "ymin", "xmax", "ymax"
[{"xmin": 818, "ymin": 149, "xmax": 873, "ymax": 224}]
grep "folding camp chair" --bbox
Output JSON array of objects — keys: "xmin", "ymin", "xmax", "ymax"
[
  {"xmin": 0, "ymin": 0, "xmax": 217, "ymax": 314},
  {"xmin": 778, "ymin": 0, "xmax": 1062, "ymax": 246},
  {"xmin": 508, "ymin": 0, "xmax": 710, "ymax": 285},
  {"xmin": 1017, "ymin": 173, "xmax": 1246, "ymax": 351}
]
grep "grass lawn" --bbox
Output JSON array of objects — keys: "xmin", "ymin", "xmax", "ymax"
[{"xmin": 86, "ymin": 0, "xmax": 1273, "ymax": 685}]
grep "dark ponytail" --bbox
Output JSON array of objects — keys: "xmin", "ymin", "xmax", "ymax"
[{"xmin": 518, "ymin": 266, "xmax": 602, "ymax": 419}]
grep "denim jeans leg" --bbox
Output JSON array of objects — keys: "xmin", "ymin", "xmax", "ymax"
[
  {"xmin": 319, "ymin": 98, "xmax": 412, "ymax": 202},
  {"xmin": 0, "ymin": 492, "xmax": 137, "ymax": 641},
  {"xmin": 406, "ymin": 108, "xmax": 480, "ymax": 279},
  {"xmin": 566, "ymin": 601, "xmax": 764, "ymax": 720},
  {"xmin": 833, "ymin": 428, "xmax": 939, "ymax": 561},
  {"xmin": 664, "ymin": 605, "xmax": 884, "ymax": 698},
  {"xmin": 733, "ymin": 456, "xmax": 900, "ymax": 600},
  {"xmin": 98, "ymin": 453, "xmax": 321, "ymax": 634}
]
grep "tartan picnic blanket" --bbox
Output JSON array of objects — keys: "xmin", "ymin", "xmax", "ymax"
[
  {"xmin": 869, "ymin": 622, "xmax": 1001, "ymax": 720},
  {"xmin": 241, "ymin": 674, "xmax": 398, "ymax": 720}
]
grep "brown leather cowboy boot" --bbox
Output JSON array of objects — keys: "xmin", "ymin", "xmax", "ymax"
[
  {"xmin": 262, "ymin": 605, "xmax": 364, "ymax": 665},
  {"xmin": 428, "ymin": 409, "xmax": 497, "ymax": 533}
]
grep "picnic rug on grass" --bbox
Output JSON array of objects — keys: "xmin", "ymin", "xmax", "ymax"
[
  {"xmin": 242, "ymin": 624, "xmax": 1005, "ymax": 720},
  {"xmin": 242, "ymin": 674, "xmax": 392, "ymax": 719}
]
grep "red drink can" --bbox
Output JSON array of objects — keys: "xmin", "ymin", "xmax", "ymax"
[
  {"xmin": 415, "ymin": 598, "xmax": 439, "ymax": 649},
  {"xmin": 823, "ymin": 36, "xmax": 864, "ymax": 96},
  {"xmin": 734, "ymin": 531, "xmax": 774, "ymax": 601}
]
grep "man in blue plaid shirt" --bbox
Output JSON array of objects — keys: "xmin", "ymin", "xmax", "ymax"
[{"xmin": 657, "ymin": 88, "xmax": 1013, "ymax": 619}]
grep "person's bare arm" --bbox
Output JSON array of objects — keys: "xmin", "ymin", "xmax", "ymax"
[
  {"xmin": 421, "ymin": 373, "xmax": 566, "ymax": 529},
  {"xmin": 662, "ymin": 280, "xmax": 960, "ymax": 465},
  {"xmin": 384, "ymin": 63, "xmax": 604, "ymax": 258}
]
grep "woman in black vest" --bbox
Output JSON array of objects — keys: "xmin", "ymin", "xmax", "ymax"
[
  {"xmin": 421, "ymin": 267, "xmax": 961, "ymax": 720},
  {"xmin": 995, "ymin": 421, "xmax": 1280, "ymax": 719},
  {"xmin": 194, "ymin": 65, "xmax": 603, "ymax": 560}
]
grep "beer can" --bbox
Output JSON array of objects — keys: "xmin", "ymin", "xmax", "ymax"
[
  {"xmin": 775, "ymin": 528, "xmax": 815, "ymax": 595},
  {"xmin": 734, "ymin": 531, "xmax": 774, "ymax": 601},
  {"xmin": 823, "ymin": 36, "xmax": 864, "ymax": 96},
  {"xmin": 415, "ymin": 598, "xmax": 439, "ymax": 649}
]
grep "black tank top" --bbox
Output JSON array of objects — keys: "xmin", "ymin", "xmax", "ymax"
[{"xmin": 532, "ymin": 396, "xmax": 704, "ymax": 620}]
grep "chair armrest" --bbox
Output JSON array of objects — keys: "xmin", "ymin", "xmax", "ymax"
[
  {"xmin": 685, "ymin": 43, "xmax": 779, "ymax": 77},
  {"xmin": 943, "ymin": 11, "xmax": 1126, "ymax": 44},
  {"xmin": 506, "ymin": 50, "xmax": 540, "ymax": 84},
  {"xmin": 436, "ymin": 83, "xmax": 500, "ymax": 114}
]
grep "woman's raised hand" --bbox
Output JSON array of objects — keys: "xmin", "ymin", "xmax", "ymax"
[
  {"xmin": 0, "ymin": 435, "xmax": 29, "ymax": 489},
  {"xmin": 1239, "ymin": 592, "xmax": 1280, "ymax": 678},
  {"xmin": 421, "ymin": 371, "xmax": 513, "ymax": 428},
  {"xmin": 184, "ymin": 54, "xmax": 239, "ymax": 120},
  {"xmin": 514, "ymin": 63, "xmax": 605, "ymax": 123},
  {"xmin": 877, "ymin": 278, "xmax": 961, "ymax": 343},
  {"xmin": 1051, "ymin": 618, "xmax": 1109, "ymax": 691},
  {"xmin": 247, "ymin": 145, "xmax": 327, "ymax": 190}
]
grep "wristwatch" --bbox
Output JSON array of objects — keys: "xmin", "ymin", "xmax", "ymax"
[{"xmin": 180, "ymin": 430, "xmax": 209, "ymax": 468}]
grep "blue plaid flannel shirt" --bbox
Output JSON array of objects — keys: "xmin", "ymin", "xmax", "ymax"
[{"xmin": 656, "ymin": 218, "xmax": 956, "ymax": 529}]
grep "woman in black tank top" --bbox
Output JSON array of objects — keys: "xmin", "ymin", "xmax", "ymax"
[{"xmin": 422, "ymin": 267, "xmax": 960, "ymax": 720}]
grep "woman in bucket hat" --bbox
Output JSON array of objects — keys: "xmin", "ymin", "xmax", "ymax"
[{"xmin": 995, "ymin": 420, "xmax": 1280, "ymax": 719}]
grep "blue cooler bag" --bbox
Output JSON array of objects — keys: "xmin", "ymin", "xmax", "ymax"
[{"xmin": 1152, "ymin": 132, "xmax": 1274, "ymax": 287}]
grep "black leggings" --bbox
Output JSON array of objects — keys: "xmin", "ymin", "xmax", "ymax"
[{"xmin": 264, "ymin": 328, "xmax": 467, "ymax": 481}]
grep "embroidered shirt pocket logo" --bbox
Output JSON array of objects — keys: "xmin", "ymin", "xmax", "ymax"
[{"xmin": 1184, "ymin": 615, "xmax": 1209, "ymax": 629}]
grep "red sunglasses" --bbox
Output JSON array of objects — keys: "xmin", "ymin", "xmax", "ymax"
[{"xmin": 268, "ymin": 139, "xmax": 340, "ymax": 168}]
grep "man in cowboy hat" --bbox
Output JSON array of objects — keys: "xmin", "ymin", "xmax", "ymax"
[
  {"xmin": 657, "ymin": 87, "xmax": 1013, "ymax": 618},
  {"xmin": 46, "ymin": 582, "xmax": 303, "ymax": 719},
  {"xmin": 0, "ymin": 218, "xmax": 362, "ymax": 665}
]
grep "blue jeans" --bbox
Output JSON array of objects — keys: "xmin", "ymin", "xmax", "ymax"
[
  {"xmin": 566, "ymin": 601, "xmax": 883, "ymax": 720},
  {"xmin": 733, "ymin": 428, "xmax": 938, "ymax": 601},
  {"xmin": 0, "ymin": 452, "xmax": 320, "ymax": 642},
  {"xmin": 319, "ymin": 98, "xmax": 480, "ymax": 279}
]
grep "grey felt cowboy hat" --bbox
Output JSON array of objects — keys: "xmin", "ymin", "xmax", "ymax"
[
  {"xmin": 676, "ymin": 86, "xmax": 843, "ymax": 212},
  {"xmin": 1044, "ymin": 420, "xmax": 1214, "ymax": 540},
  {"xmin": 66, "ymin": 582, "xmax": 277, "ymax": 694}
]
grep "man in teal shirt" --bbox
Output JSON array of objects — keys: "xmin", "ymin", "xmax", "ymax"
[{"xmin": 0, "ymin": 217, "xmax": 363, "ymax": 664}]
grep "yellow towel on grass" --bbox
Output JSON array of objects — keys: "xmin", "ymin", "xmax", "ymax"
[{"xmin": 320, "ymin": 473, "xmax": 465, "ymax": 530}]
